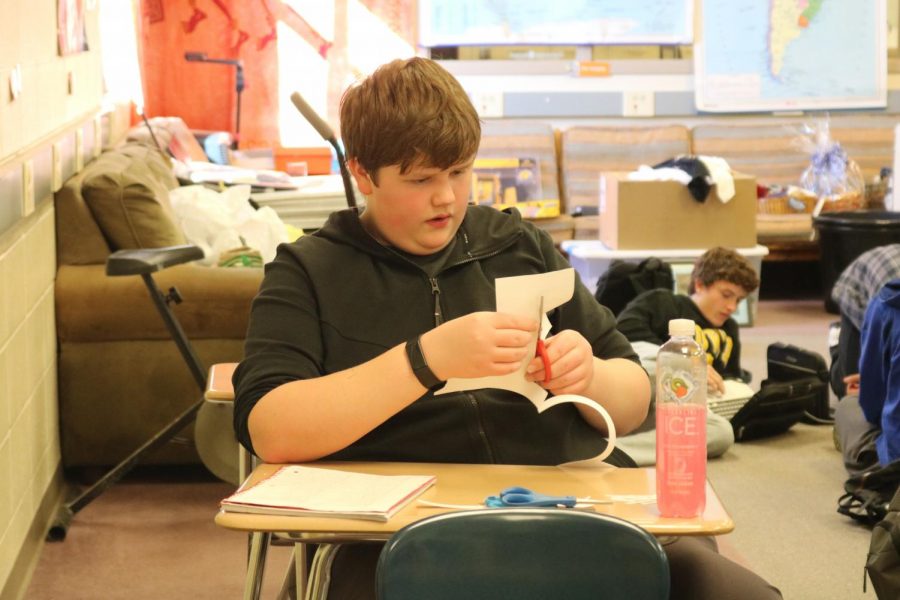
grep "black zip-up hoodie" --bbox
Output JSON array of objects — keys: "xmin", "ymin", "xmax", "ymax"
[{"xmin": 233, "ymin": 205, "xmax": 640, "ymax": 466}]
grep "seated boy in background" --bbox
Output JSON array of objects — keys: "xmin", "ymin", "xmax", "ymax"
[
  {"xmin": 615, "ymin": 247, "xmax": 760, "ymax": 464},
  {"xmin": 836, "ymin": 278, "xmax": 900, "ymax": 475},
  {"xmin": 829, "ymin": 243, "xmax": 900, "ymax": 399},
  {"xmin": 233, "ymin": 58, "xmax": 779, "ymax": 600}
]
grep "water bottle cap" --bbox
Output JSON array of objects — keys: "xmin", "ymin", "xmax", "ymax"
[{"xmin": 669, "ymin": 318, "xmax": 695, "ymax": 337}]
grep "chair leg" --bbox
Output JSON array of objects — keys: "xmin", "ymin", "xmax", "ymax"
[
  {"xmin": 244, "ymin": 531, "xmax": 271, "ymax": 600},
  {"xmin": 305, "ymin": 544, "xmax": 340, "ymax": 600}
]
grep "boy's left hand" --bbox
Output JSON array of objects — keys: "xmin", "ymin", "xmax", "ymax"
[{"xmin": 525, "ymin": 330, "xmax": 594, "ymax": 395}]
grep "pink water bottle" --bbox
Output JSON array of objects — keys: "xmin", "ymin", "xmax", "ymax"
[{"xmin": 656, "ymin": 318, "xmax": 707, "ymax": 518}]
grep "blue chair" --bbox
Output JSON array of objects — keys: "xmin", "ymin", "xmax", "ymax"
[{"xmin": 375, "ymin": 508, "xmax": 669, "ymax": 600}]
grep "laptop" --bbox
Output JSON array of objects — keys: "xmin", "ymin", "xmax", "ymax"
[{"xmin": 707, "ymin": 379, "xmax": 754, "ymax": 420}]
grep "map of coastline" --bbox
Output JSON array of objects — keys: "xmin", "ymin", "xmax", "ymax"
[
  {"xmin": 696, "ymin": 0, "xmax": 885, "ymax": 112},
  {"xmin": 419, "ymin": 0, "xmax": 692, "ymax": 46},
  {"xmin": 769, "ymin": 0, "xmax": 824, "ymax": 78}
]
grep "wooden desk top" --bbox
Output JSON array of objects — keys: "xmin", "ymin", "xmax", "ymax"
[
  {"xmin": 215, "ymin": 462, "xmax": 734, "ymax": 540},
  {"xmin": 205, "ymin": 362, "xmax": 237, "ymax": 401}
]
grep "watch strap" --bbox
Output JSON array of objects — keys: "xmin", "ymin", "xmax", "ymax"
[{"xmin": 406, "ymin": 335, "xmax": 444, "ymax": 390}]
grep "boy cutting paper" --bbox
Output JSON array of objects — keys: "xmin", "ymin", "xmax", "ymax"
[{"xmin": 233, "ymin": 57, "xmax": 780, "ymax": 600}]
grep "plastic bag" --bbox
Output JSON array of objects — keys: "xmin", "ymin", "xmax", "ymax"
[
  {"xmin": 795, "ymin": 118, "xmax": 865, "ymax": 215},
  {"xmin": 168, "ymin": 184, "xmax": 289, "ymax": 265}
]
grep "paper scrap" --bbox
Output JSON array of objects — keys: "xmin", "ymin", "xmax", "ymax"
[{"xmin": 437, "ymin": 268, "xmax": 617, "ymax": 466}]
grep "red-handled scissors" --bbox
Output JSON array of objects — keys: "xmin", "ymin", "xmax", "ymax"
[{"xmin": 535, "ymin": 297, "xmax": 551, "ymax": 384}]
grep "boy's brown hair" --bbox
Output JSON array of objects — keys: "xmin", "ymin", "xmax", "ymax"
[
  {"xmin": 689, "ymin": 247, "xmax": 760, "ymax": 294},
  {"xmin": 339, "ymin": 57, "xmax": 481, "ymax": 184}
]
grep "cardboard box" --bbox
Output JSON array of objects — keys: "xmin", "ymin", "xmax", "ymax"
[{"xmin": 598, "ymin": 172, "xmax": 757, "ymax": 249}]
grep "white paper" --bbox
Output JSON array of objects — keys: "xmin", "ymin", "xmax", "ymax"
[
  {"xmin": 221, "ymin": 465, "xmax": 436, "ymax": 521},
  {"xmin": 437, "ymin": 268, "xmax": 617, "ymax": 466}
]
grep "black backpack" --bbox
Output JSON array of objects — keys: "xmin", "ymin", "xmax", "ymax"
[
  {"xmin": 838, "ymin": 460, "xmax": 900, "ymax": 526},
  {"xmin": 594, "ymin": 258, "xmax": 674, "ymax": 316},
  {"xmin": 766, "ymin": 342, "xmax": 832, "ymax": 422},
  {"xmin": 730, "ymin": 375, "xmax": 824, "ymax": 441},
  {"xmin": 866, "ymin": 486, "xmax": 900, "ymax": 598}
]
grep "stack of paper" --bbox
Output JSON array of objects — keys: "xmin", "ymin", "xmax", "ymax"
[{"xmin": 220, "ymin": 466, "xmax": 436, "ymax": 522}]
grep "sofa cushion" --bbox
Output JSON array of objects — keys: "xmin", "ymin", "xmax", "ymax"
[
  {"xmin": 55, "ymin": 166, "xmax": 114, "ymax": 266},
  {"xmin": 82, "ymin": 143, "xmax": 186, "ymax": 250}
]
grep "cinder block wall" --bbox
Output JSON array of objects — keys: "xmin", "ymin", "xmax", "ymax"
[{"xmin": 0, "ymin": 2, "xmax": 103, "ymax": 597}]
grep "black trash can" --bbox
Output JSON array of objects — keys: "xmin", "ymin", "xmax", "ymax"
[{"xmin": 813, "ymin": 211, "xmax": 900, "ymax": 313}]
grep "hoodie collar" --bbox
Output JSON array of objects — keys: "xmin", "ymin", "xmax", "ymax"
[{"xmin": 316, "ymin": 205, "xmax": 524, "ymax": 267}]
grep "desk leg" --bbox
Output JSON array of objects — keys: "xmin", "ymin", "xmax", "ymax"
[
  {"xmin": 273, "ymin": 545, "xmax": 307, "ymax": 600},
  {"xmin": 243, "ymin": 531, "xmax": 271, "ymax": 600},
  {"xmin": 275, "ymin": 557, "xmax": 295, "ymax": 600},
  {"xmin": 294, "ymin": 544, "xmax": 308, "ymax": 598}
]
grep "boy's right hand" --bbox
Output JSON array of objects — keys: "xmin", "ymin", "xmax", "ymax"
[
  {"xmin": 843, "ymin": 373, "xmax": 860, "ymax": 394},
  {"xmin": 420, "ymin": 312, "xmax": 538, "ymax": 381},
  {"xmin": 707, "ymin": 365, "xmax": 725, "ymax": 395}
]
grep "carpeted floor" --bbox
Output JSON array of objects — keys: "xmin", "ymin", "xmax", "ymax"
[
  {"xmin": 708, "ymin": 298, "xmax": 873, "ymax": 600},
  {"xmin": 25, "ymin": 467, "xmax": 294, "ymax": 599},
  {"xmin": 24, "ymin": 299, "xmax": 873, "ymax": 600}
]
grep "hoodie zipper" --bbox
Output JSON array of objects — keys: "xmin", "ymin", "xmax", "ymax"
[
  {"xmin": 429, "ymin": 277, "xmax": 443, "ymax": 326},
  {"xmin": 466, "ymin": 392, "xmax": 496, "ymax": 462}
]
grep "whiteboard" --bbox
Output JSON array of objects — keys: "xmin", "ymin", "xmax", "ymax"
[{"xmin": 419, "ymin": 0, "xmax": 694, "ymax": 47}]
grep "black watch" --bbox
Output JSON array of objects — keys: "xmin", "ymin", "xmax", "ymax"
[{"xmin": 405, "ymin": 335, "xmax": 445, "ymax": 391}]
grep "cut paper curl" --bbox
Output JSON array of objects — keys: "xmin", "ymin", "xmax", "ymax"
[{"xmin": 437, "ymin": 268, "xmax": 617, "ymax": 467}]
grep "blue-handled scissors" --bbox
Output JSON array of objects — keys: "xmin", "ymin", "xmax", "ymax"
[
  {"xmin": 535, "ymin": 297, "xmax": 551, "ymax": 384},
  {"xmin": 485, "ymin": 486, "xmax": 576, "ymax": 508}
]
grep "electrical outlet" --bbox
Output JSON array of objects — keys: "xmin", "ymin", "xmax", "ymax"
[
  {"xmin": 75, "ymin": 129, "xmax": 84, "ymax": 171},
  {"xmin": 623, "ymin": 91, "xmax": 655, "ymax": 117},
  {"xmin": 22, "ymin": 160, "xmax": 34, "ymax": 217},
  {"xmin": 470, "ymin": 91, "xmax": 504, "ymax": 118},
  {"xmin": 51, "ymin": 142, "xmax": 62, "ymax": 192}
]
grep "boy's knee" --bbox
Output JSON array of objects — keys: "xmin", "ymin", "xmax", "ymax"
[{"xmin": 707, "ymin": 411, "xmax": 735, "ymax": 458}]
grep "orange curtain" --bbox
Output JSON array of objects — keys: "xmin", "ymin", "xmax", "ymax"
[
  {"xmin": 137, "ymin": 0, "xmax": 418, "ymax": 149},
  {"xmin": 138, "ymin": 0, "xmax": 280, "ymax": 148}
]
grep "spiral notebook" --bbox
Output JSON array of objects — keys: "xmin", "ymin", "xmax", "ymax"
[{"xmin": 220, "ymin": 466, "xmax": 436, "ymax": 522}]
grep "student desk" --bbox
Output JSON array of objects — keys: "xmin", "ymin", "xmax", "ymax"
[
  {"xmin": 208, "ymin": 362, "xmax": 734, "ymax": 598},
  {"xmin": 216, "ymin": 461, "xmax": 735, "ymax": 600}
]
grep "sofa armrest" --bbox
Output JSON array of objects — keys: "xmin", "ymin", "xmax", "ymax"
[{"xmin": 56, "ymin": 263, "xmax": 263, "ymax": 343}]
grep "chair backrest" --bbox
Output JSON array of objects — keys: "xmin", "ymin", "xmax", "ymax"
[
  {"xmin": 560, "ymin": 125, "xmax": 692, "ymax": 215},
  {"xmin": 375, "ymin": 508, "xmax": 669, "ymax": 600}
]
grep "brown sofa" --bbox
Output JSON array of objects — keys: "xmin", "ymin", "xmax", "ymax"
[{"xmin": 54, "ymin": 140, "xmax": 263, "ymax": 468}]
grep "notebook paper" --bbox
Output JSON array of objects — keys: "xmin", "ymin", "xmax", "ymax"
[{"xmin": 220, "ymin": 465, "xmax": 436, "ymax": 522}]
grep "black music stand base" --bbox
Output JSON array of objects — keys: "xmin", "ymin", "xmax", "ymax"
[{"xmin": 47, "ymin": 245, "xmax": 208, "ymax": 541}]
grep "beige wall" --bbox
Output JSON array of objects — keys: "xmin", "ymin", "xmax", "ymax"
[
  {"xmin": 0, "ymin": 1, "xmax": 103, "ymax": 597},
  {"xmin": 0, "ymin": 206, "xmax": 58, "ymax": 592}
]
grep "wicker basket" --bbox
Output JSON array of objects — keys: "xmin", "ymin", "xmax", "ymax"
[
  {"xmin": 865, "ymin": 180, "xmax": 888, "ymax": 210},
  {"xmin": 757, "ymin": 194, "xmax": 817, "ymax": 214},
  {"xmin": 819, "ymin": 191, "xmax": 865, "ymax": 213}
]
